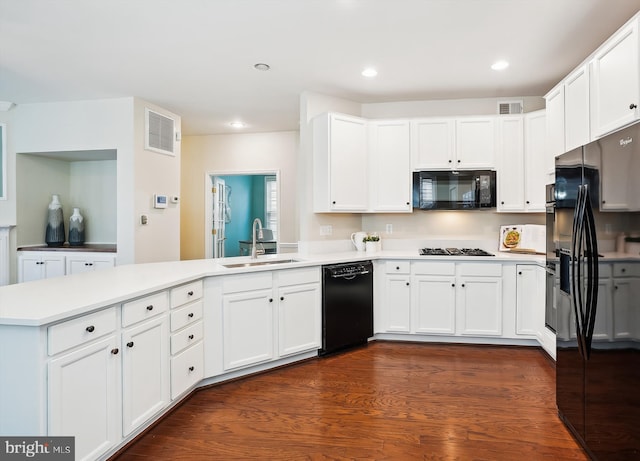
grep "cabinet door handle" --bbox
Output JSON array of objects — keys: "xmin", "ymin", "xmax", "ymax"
[
  {"xmin": 451, "ymin": 283, "xmax": 455, "ymax": 287},
  {"xmin": 146, "ymin": 305, "xmax": 154, "ymax": 311},
  {"xmin": 269, "ymin": 298, "xmax": 273, "ymax": 303},
  {"xmin": 630, "ymin": 103, "xmax": 637, "ymax": 110},
  {"xmin": 526, "ymin": 201, "xmax": 530, "ymax": 204},
  {"xmin": 126, "ymin": 341, "xmax": 134, "ymax": 348},
  {"xmin": 86, "ymin": 325, "xmax": 95, "ymax": 333},
  {"xmin": 188, "ymin": 312, "xmax": 194, "ymax": 318},
  {"xmin": 280, "ymin": 296, "xmax": 284, "ymax": 301},
  {"xmin": 188, "ymin": 334, "xmax": 194, "ymax": 340},
  {"xmin": 111, "ymin": 348, "xmax": 119, "ymax": 355},
  {"xmin": 615, "ymin": 285, "xmax": 619, "ymax": 290},
  {"xmin": 448, "ymin": 159, "xmax": 452, "ymax": 163},
  {"xmin": 332, "ymin": 201, "xmax": 336, "ymax": 205},
  {"xmin": 406, "ymin": 282, "xmax": 410, "ymax": 286},
  {"xmin": 518, "ymin": 271, "xmax": 522, "ymax": 275},
  {"xmin": 189, "ymin": 366, "xmax": 195, "ymax": 372},
  {"xmin": 461, "ymin": 283, "xmax": 465, "ymax": 288},
  {"xmin": 188, "ymin": 291, "xmax": 194, "ymax": 296},
  {"xmin": 406, "ymin": 202, "xmax": 410, "ymax": 205},
  {"xmin": 621, "ymin": 268, "xmax": 626, "ymax": 273},
  {"xmin": 457, "ymin": 159, "xmax": 461, "ymax": 163}
]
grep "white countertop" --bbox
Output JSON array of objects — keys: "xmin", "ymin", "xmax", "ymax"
[{"xmin": 0, "ymin": 250, "xmax": 546, "ymax": 327}]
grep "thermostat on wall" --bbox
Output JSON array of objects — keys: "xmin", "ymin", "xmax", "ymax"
[{"xmin": 154, "ymin": 194, "xmax": 168, "ymax": 209}]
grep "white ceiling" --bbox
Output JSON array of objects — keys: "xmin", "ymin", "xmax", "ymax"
[{"xmin": 1, "ymin": 0, "xmax": 640, "ymax": 135}]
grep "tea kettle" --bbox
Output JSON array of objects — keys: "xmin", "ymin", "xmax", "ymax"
[{"xmin": 350, "ymin": 232, "xmax": 367, "ymax": 252}]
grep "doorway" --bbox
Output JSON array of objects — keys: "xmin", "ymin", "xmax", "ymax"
[{"xmin": 205, "ymin": 172, "xmax": 280, "ymax": 258}]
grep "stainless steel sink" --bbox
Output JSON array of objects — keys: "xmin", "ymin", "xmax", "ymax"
[{"xmin": 221, "ymin": 259, "xmax": 300, "ymax": 269}]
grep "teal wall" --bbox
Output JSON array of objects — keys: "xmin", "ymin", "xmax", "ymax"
[{"xmin": 219, "ymin": 175, "xmax": 267, "ymax": 257}]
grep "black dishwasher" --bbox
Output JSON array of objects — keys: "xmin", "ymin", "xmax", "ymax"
[{"xmin": 320, "ymin": 261, "xmax": 374, "ymax": 356}]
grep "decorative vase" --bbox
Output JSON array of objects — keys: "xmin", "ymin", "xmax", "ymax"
[
  {"xmin": 68, "ymin": 207, "xmax": 85, "ymax": 246},
  {"xmin": 45, "ymin": 194, "xmax": 65, "ymax": 247},
  {"xmin": 365, "ymin": 241, "xmax": 381, "ymax": 253}
]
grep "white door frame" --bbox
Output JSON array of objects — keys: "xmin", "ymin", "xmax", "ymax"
[{"xmin": 204, "ymin": 170, "xmax": 281, "ymax": 259}]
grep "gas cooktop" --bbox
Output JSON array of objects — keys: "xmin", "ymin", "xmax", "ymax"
[{"xmin": 419, "ymin": 248, "xmax": 495, "ymax": 257}]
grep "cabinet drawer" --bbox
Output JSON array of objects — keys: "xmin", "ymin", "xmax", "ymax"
[
  {"xmin": 122, "ymin": 291, "xmax": 168, "ymax": 327},
  {"xmin": 278, "ymin": 267, "xmax": 320, "ymax": 286},
  {"xmin": 458, "ymin": 263, "xmax": 502, "ymax": 277},
  {"xmin": 171, "ymin": 342, "xmax": 204, "ymax": 399},
  {"xmin": 386, "ymin": 261, "xmax": 410, "ymax": 274},
  {"xmin": 412, "ymin": 262, "xmax": 455, "ymax": 276},
  {"xmin": 48, "ymin": 307, "xmax": 117, "ymax": 356},
  {"xmin": 223, "ymin": 272, "xmax": 272, "ymax": 294},
  {"xmin": 613, "ymin": 263, "xmax": 639, "ymax": 277},
  {"xmin": 170, "ymin": 300, "xmax": 203, "ymax": 332},
  {"xmin": 171, "ymin": 321, "xmax": 203, "ymax": 355},
  {"xmin": 170, "ymin": 280, "xmax": 203, "ymax": 308}
]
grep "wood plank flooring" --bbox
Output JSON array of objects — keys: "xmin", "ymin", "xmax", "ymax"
[{"xmin": 113, "ymin": 342, "xmax": 589, "ymax": 460}]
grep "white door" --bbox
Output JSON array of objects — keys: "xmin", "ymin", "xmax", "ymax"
[{"xmin": 212, "ymin": 177, "xmax": 227, "ymax": 258}]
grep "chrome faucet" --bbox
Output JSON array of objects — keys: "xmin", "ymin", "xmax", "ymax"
[{"xmin": 251, "ymin": 218, "xmax": 264, "ymax": 259}]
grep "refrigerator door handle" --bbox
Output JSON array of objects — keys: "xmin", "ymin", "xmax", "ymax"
[
  {"xmin": 583, "ymin": 185, "xmax": 599, "ymax": 359},
  {"xmin": 571, "ymin": 184, "xmax": 587, "ymax": 359}
]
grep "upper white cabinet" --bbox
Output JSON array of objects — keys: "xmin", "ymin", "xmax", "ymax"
[
  {"xmin": 411, "ymin": 116, "xmax": 495, "ymax": 170},
  {"xmin": 455, "ymin": 117, "xmax": 496, "ymax": 169},
  {"xmin": 496, "ymin": 111, "xmax": 546, "ymax": 213},
  {"xmin": 564, "ymin": 65, "xmax": 590, "ymax": 151},
  {"xmin": 411, "ymin": 118, "xmax": 456, "ymax": 169},
  {"xmin": 368, "ymin": 119, "xmax": 412, "ymax": 212},
  {"xmin": 313, "ymin": 113, "xmax": 369, "ymax": 212},
  {"xmin": 591, "ymin": 17, "xmax": 640, "ymax": 138},
  {"xmin": 545, "ymin": 84, "xmax": 565, "ymax": 160}
]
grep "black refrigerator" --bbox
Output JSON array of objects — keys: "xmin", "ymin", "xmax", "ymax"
[{"xmin": 553, "ymin": 122, "xmax": 640, "ymax": 460}]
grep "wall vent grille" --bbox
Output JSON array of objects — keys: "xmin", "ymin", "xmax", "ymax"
[
  {"xmin": 498, "ymin": 100, "xmax": 524, "ymax": 115},
  {"xmin": 145, "ymin": 108, "xmax": 175, "ymax": 155}
]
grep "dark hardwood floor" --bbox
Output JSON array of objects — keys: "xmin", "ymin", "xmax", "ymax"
[{"xmin": 113, "ymin": 342, "xmax": 588, "ymax": 460}]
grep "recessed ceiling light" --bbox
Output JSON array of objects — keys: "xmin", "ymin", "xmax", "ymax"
[
  {"xmin": 362, "ymin": 67, "xmax": 378, "ymax": 78},
  {"xmin": 254, "ymin": 63, "xmax": 271, "ymax": 71},
  {"xmin": 491, "ymin": 60, "xmax": 509, "ymax": 71},
  {"xmin": 230, "ymin": 121, "xmax": 246, "ymax": 128}
]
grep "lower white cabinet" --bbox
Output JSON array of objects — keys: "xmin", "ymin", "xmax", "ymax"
[
  {"xmin": 121, "ymin": 315, "xmax": 169, "ymax": 436},
  {"xmin": 66, "ymin": 253, "xmax": 116, "ymax": 275},
  {"xmin": 457, "ymin": 273, "xmax": 503, "ymax": 336},
  {"xmin": 48, "ymin": 335, "xmax": 121, "ymax": 461},
  {"xmin": 221, "ymin": 268, "xmax": 321, "ymax": 372},
  {"xmin": 18, "ymin": 252, "xmax": 65, "ymax": 282},
  {"xmin": 515, "ymin": 264, "xmax": 545, "ymax": 336}
]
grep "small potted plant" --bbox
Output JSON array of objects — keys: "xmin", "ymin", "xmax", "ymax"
[{"xmin": 363, "ymin": 233, "xmax": 381, "ymax": 253}]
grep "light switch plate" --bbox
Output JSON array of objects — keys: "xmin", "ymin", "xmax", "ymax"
[{"xmin": 320, "ymin": 225, "xmax": 332, "ymax": 236}]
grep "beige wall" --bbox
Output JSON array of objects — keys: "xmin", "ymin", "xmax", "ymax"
[
  {"xmin": 133, "ymin": 99, "xmax": 181, "ymax": 263},
  {"xmin": 180, "ymin": 131, "xmax": 298, "ymax": 260}
]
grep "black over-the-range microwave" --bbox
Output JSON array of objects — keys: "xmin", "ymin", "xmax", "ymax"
[{"xmin": 412, "ymin": 170, "xmax": 497, "ymax": 210}]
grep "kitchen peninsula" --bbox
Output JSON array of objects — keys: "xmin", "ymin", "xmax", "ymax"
[{"xmin": 0, "ymin": 248, "xmax": 544, "ymax": 461}]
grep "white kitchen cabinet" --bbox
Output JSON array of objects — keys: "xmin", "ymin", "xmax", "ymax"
[
  {"xmin": 612, "ymin": 262, "xmax": 640, "ymax": 340},
  {"xmin": 457, "ymin": 265, "xmax": 503, "ymax": 337},
  {"xmin": 47, "ymin": 307, "xmax": 120, "ymax": 461},
  {"xmin": 545, "ymin": 84, "xmax": 565, "ymax": 162},
  {"xmin": 222, "ymin": 268, "xmax": 321, "ymax": 370},
  {"xmin": 455, "ymin": 117, "xmax": 496, "ymax": 169},
  {"xmin": 169, "ymin": 280, "xmax": 204, "ymax": 399},
  {"xmin": 515, "ymin": 265, "xmax": 544, "ymax": 336},
  {"xmin": 564, "ymin": 65, "xmax": 591, "ymax": 151},
  {"xmin": 380, "ymin": 261, "xmax": 412, "ymax": 333},
  {"xmin": 411, "ymin": 118, "xmax": 456, "ymax": 169},
  {"xmin": 412, "ymin": 262, "xmax": 457, "ymax": 335},
  {"xmin": 590, "ymin": 17, "xmax": 640, "ymax": 138},
  {"xmin": 222, "ymin": 288, "xmax": 274, "ymax": 370},
  {"xmin": 523, "ymin": 110, "xmax": 548, "ymax": 211},
  {"xmin": 497, "ymin": 115, "xmax": 525, "ymax": 212},
  {"xmin": 18, "ymin": 251, "xmax": 65, "ymax": 282},
  {"xmin": 411, "ymin": 116, "xmax": 495, "ymax": 170},
  {"xmin": 277, "ymin": 281, "xmax": 321, "ymax": 356},
  {"xmin": 48, "ymin": 335, "xmax": 121, "ymax": 461},
  {"xmin": 368, "ymin": 119, "xmax": 412, "ymax": 212},
  {"xmin": 313, "ymin": 112, "xmax": 368, "ymax": 212},
  {"xmin": 121, "ymin": 314, "xmax": 169, "ymax": 436},
  {"xmin": 66, "ymin": 252, "xmax": 116, "ymax": 275}
]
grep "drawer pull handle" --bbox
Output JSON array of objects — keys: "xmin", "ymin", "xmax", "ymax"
[
  {"xmin": 127, "ymin": 341, "xmax": 134, "ymax": 348},
  {"xmin": 396, "ymin": 266, "xmax": 400, "ymax": 270},
  {"xmin": 188, "ymin": 291, "xmax": 194, "ymax": 296},
  {"xmin": 111, "ymin": 348, "xmax": 119, "ymax": 355},
  {"xmin": 146, "ymin": 305, "xmax": 154, "ymax": 311},
  {"xmin": 188, "ymin": 312, "xmax": 194, "ymax": 318},
  {"xmin": 188, "ymin": 334, "xmax": 194, "ymax": 340},
  {"xmin": 86, "ymin": 325, "xmax": 95, "ymax": 333},
  {"xmin": 189, "ymin": 366, "xmax": 195, "ymax": 372},
  {"xmin": 630, "ymin": 103, "xmax": 637, "ymax": 110},
  {"xmin": 621, "ymin": 268, "xmax": 626, "ymax": 273}
]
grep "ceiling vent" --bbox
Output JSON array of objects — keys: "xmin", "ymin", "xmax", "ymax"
[
  {"xmin": 497, "ymin": 100, "xmax": 523, "ymax": 115},
  {"xmin": 145, "ymin": 108, "xmax": 176, "ymax": 156}
]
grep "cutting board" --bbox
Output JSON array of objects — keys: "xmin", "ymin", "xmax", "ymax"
[{"xmin": 499, "ymin": 225, "xmax": 545, "ymax": 254}]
